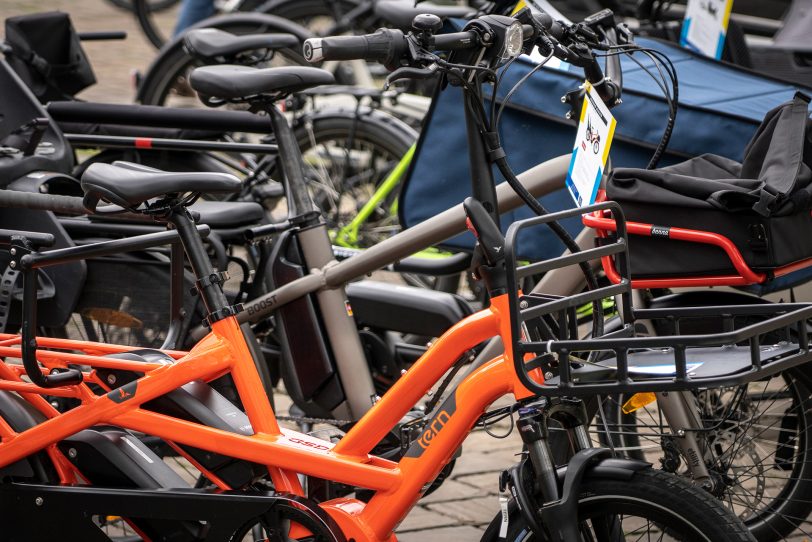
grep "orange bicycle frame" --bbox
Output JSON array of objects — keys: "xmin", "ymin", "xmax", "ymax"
[{"xmin": 0, "ymin": 291, "xmax": 535, "ymax": 541}]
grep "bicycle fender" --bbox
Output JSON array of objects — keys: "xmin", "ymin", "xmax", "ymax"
[
  {"xmin": 579, "ymin": 456, "xmax": 651, "ymax": 481},
  {"xmin": 136, "ymin": 13, "xmax": 314, "ymax": 103}
]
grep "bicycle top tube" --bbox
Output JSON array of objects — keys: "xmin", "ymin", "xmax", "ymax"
[{"xmin": 223, "ymin": 154, "xmax": 571, "ymax": 335}]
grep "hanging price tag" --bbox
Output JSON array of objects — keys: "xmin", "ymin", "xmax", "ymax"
[
  {"xmin": 681, "ymin": 0, "xmax": 734, "ymax": 59},
  {"xmin": 566, "ymin": 82, "xmax": 616, "ymax": 207}
]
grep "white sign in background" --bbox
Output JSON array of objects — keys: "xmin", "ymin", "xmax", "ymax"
[
  {"xmin": 681, "ymin": 0, "xmax": 734, "ymax": 59},
  {"xmin": 566, "ymin": 82, "xmax": 616, "ymax": 207}
]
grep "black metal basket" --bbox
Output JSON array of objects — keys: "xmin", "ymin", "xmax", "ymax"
[{"xmin": 504, "ymin": 201, "xmax": 812, "ymax": 397}]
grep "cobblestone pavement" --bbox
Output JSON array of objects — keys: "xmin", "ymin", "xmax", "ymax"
[{"xmin": 2, "ymin": 2, "xmax": 812, "ymax": 540}]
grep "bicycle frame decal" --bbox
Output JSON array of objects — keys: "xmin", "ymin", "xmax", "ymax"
[
  {"xmin": 107, "ymin": 381, "xmax": 137, "ymax": 403},
  {"xmin": 403, "ymin": 392, "xmax": 457, "ymax": 458}
]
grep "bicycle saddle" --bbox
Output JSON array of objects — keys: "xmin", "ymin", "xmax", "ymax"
[
  {"xmin": 81, "ymin": 161, "xmax": 241, "ymax": 211},
  {"xmin": 189, "ymin": 65, "xmax": 335, "ymax": 102},
  {"xmin": 183, "ymin": 28, "xmax": 300, "ymax": 61},
  {"xmin": 374, "ymin": 0, "xmax": 474, "ymax": 31}
]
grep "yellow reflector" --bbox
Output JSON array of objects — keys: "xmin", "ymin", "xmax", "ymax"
[
  {"xmin": 621, "ymin": 392, "xmax": 656, "ymax": 414},
  {"xmin": 511, "ymin": 1, "xmax": 527, "ymax": 15}
]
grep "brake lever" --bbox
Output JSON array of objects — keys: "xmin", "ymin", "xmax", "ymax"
[{"xmin": 384, "ymin": 64, "xmax": 438, "ymax": 89}]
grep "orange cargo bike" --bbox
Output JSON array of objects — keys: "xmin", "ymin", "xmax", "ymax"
[{"xmin": 0, "ymin": 8, "xmax": 807, "ymax": 542}]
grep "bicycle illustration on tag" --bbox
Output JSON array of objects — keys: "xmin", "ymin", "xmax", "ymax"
[
  {"xmin": 701, "ymin": 1, "xmax": 719, "ymax": 17},
  {"xmin": 583, "ymin": 116, "xmax": 601, "ymax": 155}
]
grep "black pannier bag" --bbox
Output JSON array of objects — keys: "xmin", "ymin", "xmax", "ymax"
[
  {"xmin": 3, "ymin": 12, "xmax": 96, "ymax": 102},
  {"xmin": 606, "ymin": 92, "xmax": 812, "ymax": 279}
]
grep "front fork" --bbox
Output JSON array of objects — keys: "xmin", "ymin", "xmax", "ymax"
[
  {"xmin": 628, "ymin": 291, "xmax": 714, "ymax": 490},
  {"xmin": 656, "ymin": 390, "xmax": 714, "ymax": 489},
  {"xmin": 503, "ymin": 397, "xmax": 608, "ymax": 542}
]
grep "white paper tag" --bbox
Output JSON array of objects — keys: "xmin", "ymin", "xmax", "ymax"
[
  {"xmin": 498, "ymin": 494, "xmax": 510, "ymax": 539},
  {"xmin": 681, "ymin": 0, "xmax": 734, "ymax": 59},
  {"xmin": 566, "ymin": 82, "xmax": 616, "ymax": 207}
]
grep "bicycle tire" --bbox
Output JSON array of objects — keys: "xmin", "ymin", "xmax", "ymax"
[
  {"xmin": 596, "ymin": 368, "xmax": 812, "ymax": 542},
  {"xmin": 482, "ymin": 468, "xmax": 755, "ymax": 542},
  {"xmin": 107, "ymin": 0, "xmax": 179, "ymax": 13},
  {"xmin": 258, "ymin": 0, "xmax": 379, "ymax": 34},
  {"xmin": 133, "ymin": 0, "xmax": 170, "ymax": 49},
  {"xmin": 136, "ymin": 18, "xmax": 317, "ymax": 105}
]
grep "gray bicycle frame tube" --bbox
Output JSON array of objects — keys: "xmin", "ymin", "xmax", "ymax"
[
  {"xmin": 190, "ymin": 153, "xmax": 573, "ymax": 341},
  {"xmin": 188, "ymin": 153, "xmax": 571, "ymax": 418}
]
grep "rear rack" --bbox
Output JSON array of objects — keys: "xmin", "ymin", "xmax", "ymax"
[
  {"xmin": 582, "ymin": 192, "xmax": 812, "ymax": 288},
  {"xmin": 504, "ymin": 201, "xmax": 812, "ymax": 396}
]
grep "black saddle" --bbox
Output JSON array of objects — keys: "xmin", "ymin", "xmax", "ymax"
[
  {"xmin": 183, "ymin": 28, "xmax": 300, "ymax": 62},
  {"xmin": 189, "ymin": 65, "xmax": 335, "ymax": 102},
  {"xmin": 81, "ymin": 161, "xmax": 241, "ymax": 211},
  {"xmin": 374, "ymin": 0, "xmax": 474, "ymax": 30}
]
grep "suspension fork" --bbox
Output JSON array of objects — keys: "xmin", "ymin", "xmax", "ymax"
[{"xmin": 510, "ymin": 397, "xmax": 603, "ymax": 542}]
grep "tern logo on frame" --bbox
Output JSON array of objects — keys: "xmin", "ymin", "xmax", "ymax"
[
  {"xmin": 108, "ymin": 381, "xmax": 138, "ymax": 404},
  {"xmin": 405, "ymin": 393, "xmax": 458, "ymax": 457}
]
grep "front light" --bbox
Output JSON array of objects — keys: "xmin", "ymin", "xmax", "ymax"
[{"xmin": 504, "ymin": 21, "xmax": 524, "ymax": 58}]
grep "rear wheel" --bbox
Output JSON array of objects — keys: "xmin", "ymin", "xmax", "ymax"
[
  {"xmin": 482, "ymin": 468, "xmax": 755, "ymax": 541},
  {"xmin": 288, "ymin": 109, "xmax": 416, "ymax": 248}
]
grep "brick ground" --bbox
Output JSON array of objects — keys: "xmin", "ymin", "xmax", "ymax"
[{"xmin": 2, "ymin": 2, "xmax": 812, "ymax": 540}]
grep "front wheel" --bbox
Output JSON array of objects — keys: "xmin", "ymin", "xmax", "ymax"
[{"xmin": 482, "ymin": 468, "xmax": 755, "ymax": 541}]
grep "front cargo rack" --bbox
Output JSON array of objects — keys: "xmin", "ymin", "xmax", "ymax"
[{"xmin": 504, "ymin": 201, "xmax": 812, "ymax": 397}]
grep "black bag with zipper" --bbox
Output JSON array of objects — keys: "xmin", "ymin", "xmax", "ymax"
[{"xmin": 606, "ymin": 92, "xmax": 812, "ymax": 278}]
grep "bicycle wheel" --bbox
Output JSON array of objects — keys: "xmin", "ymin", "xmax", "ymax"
[
  {"xmin": 137, "ymin": 22, "xmax": 309, "ymax": 106},
  {"xmin": 288, "ymin": 108, "xmax": 417, "ymax": 248},
  {"xmin": 482, "ymin": 468, "xmax": 755, "ymax": 541},
  {"xmin": 595, "ymin": 369, "xmax": 812, "ymax": 541},
  {"xmin": 133, "ymin": 0, "xmax": 183, "ymax": 49},
  {"xmin": 258, "ymin": 0, "xmax": 376, "ymax": 34},
  {"xmin": 107, "ymin": 0, "xmax": 179, "ymax": 13}
]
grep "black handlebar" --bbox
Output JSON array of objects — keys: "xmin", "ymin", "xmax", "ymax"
[
  {"xmin": 77, "ymin": 31, "xmax": 127, "ymax": 41},
  {"xmin": 303, "ymin": 29, "xmax": 408, "ymax": 67},
  {"xmin": 302, "ymin": 28, "xmax": 480, "ymax": 67}
]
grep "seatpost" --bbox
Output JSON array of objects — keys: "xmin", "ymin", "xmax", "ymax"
[
  {"xmin": 265, "ymin": 104, "xmax": 319, "ymax": 223},
  {"xmin": 262, "ymin": 99, "xmax": 377, "ymax": 420},
  {"xmin": 169, "ymin": 208, "xmax": 230, "ymax": 320}
]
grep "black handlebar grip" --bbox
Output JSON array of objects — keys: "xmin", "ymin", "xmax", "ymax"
[
  {"xmin": 303, "ymin": 29, "xmax": 406, "ymax": 66},
  {"xmin": 42, "ymin": 368, "xmax": 84, "ymax": 388}
]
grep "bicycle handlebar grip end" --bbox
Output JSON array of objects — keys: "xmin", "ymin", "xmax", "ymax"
[
  {"xmin": 303, "ymin": 38, "xmax": 324, "ymax": 63},
  {"xmin": 304, "ymin": 30, "xmax": 405, "ymax": 66}
]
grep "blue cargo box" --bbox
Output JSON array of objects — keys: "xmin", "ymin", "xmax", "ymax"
[{"xmin": 400, "ymin": 37, "xmax": 812, "ymax": 266}]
